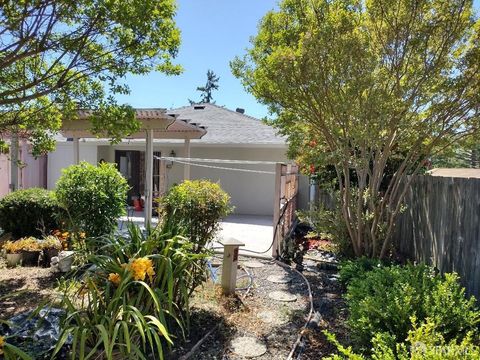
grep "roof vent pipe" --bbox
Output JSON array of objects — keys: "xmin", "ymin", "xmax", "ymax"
[{"xmin": 236, "ymin": 108, "xmax": 245, "ymax": 114}]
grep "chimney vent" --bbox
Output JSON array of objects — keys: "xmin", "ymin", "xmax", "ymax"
[{"xmin": 236, "ymin": 108, "xmax": 245, "ymax": 114}]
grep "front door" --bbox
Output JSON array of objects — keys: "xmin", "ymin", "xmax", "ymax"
[{"xmin": 115, "ymin": 150, "xmax": 162, "ymax": 205}]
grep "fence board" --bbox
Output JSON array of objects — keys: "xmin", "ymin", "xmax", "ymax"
[
  {"xmin": 314, "ymin": 176, "xmax": 480, "ymax": 298},
  {"xmin": 394, "ymin": 175, "xmax": 480, "ymax": 298}
]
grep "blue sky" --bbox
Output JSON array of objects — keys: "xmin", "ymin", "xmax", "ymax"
[
  {"xmin": 117, "ymin": 0, "xmax": 480, "ymax": 120},
  {"xmin": 116, "ymin": 0, "xmax": 277, "ymax": 120}
]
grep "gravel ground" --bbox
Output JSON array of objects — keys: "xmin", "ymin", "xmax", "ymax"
[
  {"xmin": 300, "ymin": 267, "xmax": 348, "ymax": 359},
  {"xmin": 181, "ymin": 257, "xmax": 311, "ymax": 360},
  {"xmin": 178, "ymin": 251, "xmax": 348, "ymax": 360},
  {"xmin": 0, "ymin": 258, "xmax": 62, "ymax": 319}
]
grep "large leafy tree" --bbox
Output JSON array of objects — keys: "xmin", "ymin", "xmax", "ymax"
[
  {"xmin": 0, "ymin": 0, "xmax": 182, "ymax": 154},
  {"xmin": 232, "ymin": 0, "xmax": 480, "ymax": 258}
]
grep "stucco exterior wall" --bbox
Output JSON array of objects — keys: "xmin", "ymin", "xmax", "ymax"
[
  {"xmin": 178, "ymin": 146, "xmax": 286, "ymax": 216},
  {"xmin": 47, "ymin": 142, "xmax": 98, "ymax": 189},
  {"xmin": 47, "ymin": 142, "xmax": 309, "ymax": 216},
  {"xmin": 0, "ymin": 154, "xmax": 10, "ymax": 198},
  {"xmin": 0, "ymin": 144, "xmax": 47, "ymax": 198}
]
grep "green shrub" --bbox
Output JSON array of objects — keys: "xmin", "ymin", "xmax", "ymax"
[
  {"xmin": 325, "ymin": 319, "xmax": 480, "ymax": 359},
  {"xmin": 339, "ymin": 257, "xmax": 384, "ymax": 286},
  {"xmin": 0, "ymin": 188, "xmax": 59, "ymax": 238},
  {"xmin": 345, "ymin": 264, "xmax": 480, "ymax": 352},
  {"xmin": 297, "ymin": 203, "xmax": 352, "ymax": 257},
  {"xmin": 158, "ymin": 180, "xmax": 233, "ymax": 252},
  {"xmin": 54, "ymin": 224, "xmax": 208, "ymax": 359},
  {"xmin": 55, "ymin": 161, "xmax": 129, "ymax": 238}
]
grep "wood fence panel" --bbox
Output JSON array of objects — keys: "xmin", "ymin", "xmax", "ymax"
[{"xmin": 394, "ymin": 175, "xmax": 480, "ymax": 298}]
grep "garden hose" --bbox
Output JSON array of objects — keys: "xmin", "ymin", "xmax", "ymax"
[
  {"xmin": 273, "ymin": 259, "xmax": 315, "ymax": 360},
  {"xmin": 211, "ymin": 196, "xmax": 295, "ymax": 256}
]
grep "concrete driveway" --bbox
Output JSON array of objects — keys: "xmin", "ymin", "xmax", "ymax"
[
  {"xmin": 119, "ymin": 213, "xmax": 274, "ymax": 259},
  {"xmin": 213, "ymin": 215, "xmax": 274, "ymax": 259}
]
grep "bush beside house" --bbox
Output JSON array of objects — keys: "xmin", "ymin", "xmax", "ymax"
[
  {"xmin": 55, "ymin": 161, "xmax": 129, "ymax": 238},
  {"xmin": 0, "ymin": 188, "xmax": 60, "ymax": 238},
  {"xmin": 159, "ymin": 180, "xmax": 233, "ymax": 253}
]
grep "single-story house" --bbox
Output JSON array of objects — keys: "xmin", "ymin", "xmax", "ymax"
[{"xmin": 2, "ymin": 103, "xmax": 308, "ymax": 217}]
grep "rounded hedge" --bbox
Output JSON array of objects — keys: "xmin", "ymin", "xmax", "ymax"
[
  {"xmin": 0, "ymin": 188, "xmax": 60, "ymax": 238},
  {"xmin": 343, "ymin": 263, "xmax": 480, "ymax": 351},
  {"xmin": 159, "ymin": 180, "xmax": 232, "ymax": 252},
  {"xmin": 56, "ymin": 161, "xmax": 129, "ymax": 238}
]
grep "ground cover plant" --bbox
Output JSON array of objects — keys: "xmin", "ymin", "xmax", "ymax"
[{"xmin": 325, "ymin": 261, "xmax": 480, "ymax": 359}]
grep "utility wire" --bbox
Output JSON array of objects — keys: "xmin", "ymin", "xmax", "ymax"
[
  {"xmin": 155, "ymin": 156, "xmax": 276, "ymax": 175},
  {"xmin": 157, "ymin": 156, "xmax": 281, "ymax": 165},
  {"xmin": 154, "ymin": 155, "xmax": 300, "ymax": 176}
]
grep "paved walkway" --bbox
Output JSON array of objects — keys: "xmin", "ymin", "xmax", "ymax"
[
  {"xmin": 118, "ymin": 213, "xmax": 274, "ymax": 258},
  {"xmin": 214, "ymin": 215, "xmax": 274, "ymax": 259}
]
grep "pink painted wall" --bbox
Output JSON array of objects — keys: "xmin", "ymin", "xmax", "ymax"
[
  {"xmin": 0, "ymin": 142, "xmax": 47, "ymax": 198},
  {"xmin": 0, "ymin": 153, "xmax": 10, "ymax": 198}
]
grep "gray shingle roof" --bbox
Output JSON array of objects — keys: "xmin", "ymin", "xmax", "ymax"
[{"xmin": 167, "ymin": 103, "xmax": 286, "ymax": 145}]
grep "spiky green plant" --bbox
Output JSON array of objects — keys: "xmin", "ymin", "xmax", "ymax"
[{"xmin": 53, "ymin": 223, "xmax": 209, "ymax": 359}]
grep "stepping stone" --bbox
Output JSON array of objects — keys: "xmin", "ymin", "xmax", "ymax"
[
  {"xmin": 230, "ymin": 336, "xmax": 267, "ymax": 358},
  {"xmin": 243, "ymin": 260, "xmax": 265, "ymax": 268},
  {"xmin": 210, "ymin": 259, "xmax": 222, "ymax": 267},
  {"xmin": 268, "ymin": 291, "xmax": 297, "ymax": 302},
  {"xmin": 266, "ymin": 274, "xmax": 292, "ymax": 284},
  {"xmin": 328, "ymin": 274, "xmax": 340, "ymax": 282},
  {"xmin": 324, "ymin": 292, "xmax": 339, "ymax": 300},
  {"xmin": 257, "ymin": 310, "xmax": 288, "ymax": 325}
]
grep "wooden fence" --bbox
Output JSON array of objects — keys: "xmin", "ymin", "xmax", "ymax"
[
  {"xmin": 272, "ymin": 163, "xmax": 299, "ymax": 258},
  {"xmin": 393, "ymin": 175, "xmax": 480, "ymax": 298},
  {"xmin": 314, "ymin": 175, "xmax": 480, "ymax": 298}
]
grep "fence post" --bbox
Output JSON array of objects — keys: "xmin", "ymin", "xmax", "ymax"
[{"xmin": 272, "ymin": 163, "xmax": 283, "ymax": 258}]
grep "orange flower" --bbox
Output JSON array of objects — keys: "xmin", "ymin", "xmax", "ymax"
[
  {"xmin": 129, "ymin": 257, "xmax": 155, "ymax": 281},
  {"xmin": 108, "ymin": 273, "xmax": 121, "ymax": 286},
  {"xmin": 0, "ymin": 335, "xmax": 4, "ymax": 355}
]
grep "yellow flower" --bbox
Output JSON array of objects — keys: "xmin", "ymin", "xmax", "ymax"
[
  {"xmin": 79, "ymin": 232, "xmax": 86, "ymax": 239},
  {"xmin": 0, "ymin": 335, "xmax": 4, "ymax": 355},
  {"xmin": 108, "ymin": 273, "xmax": 121, "ymax": 286},
  {"xmin": 129, "ymin": 257, "xmax": 155, "ymax": 281}
]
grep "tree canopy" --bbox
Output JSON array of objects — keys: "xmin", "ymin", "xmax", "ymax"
[
  {"xmin": 232, "ymin": 0, "xmax": 480, "ymax": 258},
  {"xmin": 0, "ymin": 0, "xmax": 182, "ymax": 154}
]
